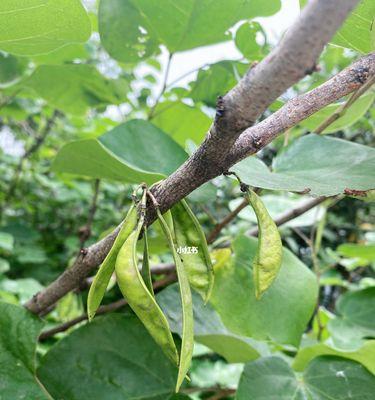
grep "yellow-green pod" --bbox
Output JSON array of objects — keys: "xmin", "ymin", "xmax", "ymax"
[
  {"xmin": 245, "ymin": 189, "xmax": 282, "ymax": 299},
  {"xmin": 171, "ymin": 199, "xmax": 214, "ymax": 303},
  {"xmin": 141, "ymin": 229, "xmax": 154, "ymax": 296},
  {"xmin": 115, "ymin": 198, "xmax": 179, "ymax": 366},
  {"xmin": 157, "ymin": 209, "xmax": 194, "ymax": 392},
  {"xmin": 87, "ymin": 204, "xmax": 138, "ymax": 321}
]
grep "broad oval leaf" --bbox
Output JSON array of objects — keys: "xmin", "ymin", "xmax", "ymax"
[
  {"xmin": 337, "ymin": 243, "xmax": 375, "ymax": 261},
  {"xmin": 0, "ymin": 302, "xmax": 48, "ymax": 399},
  {"xmin": 328, "ymin": 287, "xmax": 375, "ymax": 350},
  {"xmin": 331, "ymin": 0, "xmax": 375, "ymax": 53},
  {"xmin": 157, "ymin": 284, "xmax": 268, "ymax": 364},
  {"xmin": 99, "ymin": 0, "xmax": 281, "ymax": 62},
  {"xmin": 301, "ymin": 92, "xmax": 375, "ymax": 134},
  {"xmin": 190, "ymin": 61, "xmax": 239, "ymax": 108},
  {"xmin": 235, "ymin": 21, "xmax": 264, "ymax": 60},
  {"xmin": 232, "ymin": 134, "xmax": 375, "ymax": 197},
  {"xmin": 209, "ymin": 235, "xmax": 318, "ymax": 347},
  {"xmin": 236, "ymin": 355, "xmax": 375, "ymax": 399},
  {"xmin": 0, "ymin": 0, "xmax": 91, "ymax": 56},
  {"xmin": 53, "ymin": 119, "xmax": 188, "ymax": 184},
  {"xmin": 22, "ymin": 64, "xmax": 128, "ymax": 115},
  {"xmin": 151, "ymin": 102, "xmax": 211, "ymax": 146},
  {"xmin": 293, "ymin": 341, "xmax": 375, "ymax": 375},
  {"xmin": 0, "ymin": 53, "xmax": 26, "ymax": 86},
  {"xmin": 37, "ymin": 315, "xmax": 178, "ymax": 400}
]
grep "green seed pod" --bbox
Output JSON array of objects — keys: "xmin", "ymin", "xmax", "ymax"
[
  {"xmin": 115, "ymin": 191, "xmax": 179, "ymax": 366},
  {"xmin": 87, "ymin": 203, "xmax": 138, "ymax": 321},
  {"xmin": 141, "ymin": 228, "xmax": 154, "ymax": 296},
  {"xmin": 157, "ymin": 208, "xmax": 194, "ymax": 392},
  {"xmin": 245, "ymin": 189, "xmax": 282, "ymax": 299},
  {"xmin": 171, "ymin": 199, "xmax": 214, "ymax": 303}
]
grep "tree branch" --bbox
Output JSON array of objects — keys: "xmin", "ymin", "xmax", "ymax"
[
  {"xmin": 38, "ymin": 272, "xmax": 177, "ymax": 341},
  {"xmin": 227, "ymin": 52, "xmax": 375, "ymax": 162},
  {"xmin": 25, "ymin": 1, "xmax": 369, "ymax": 315},
  {"xmin": 146, "ymin": 0, "xmax": 361, "ymax": 224},
  {"xmin": 314, "ymin": 74, "xmax": 375, "ymax": 134}
]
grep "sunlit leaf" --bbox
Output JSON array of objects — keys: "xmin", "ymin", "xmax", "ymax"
[
  {"xmin": 232, "ymin": 135, "xmax": 375, "ymax": 197},
  {"xmin": 37, "ymin": 315, "xmax": 178, "ymax": 400},
  {"xmin": 209, "ymin": 235, "xmax": 318, "ymax": 347},
  {"xmin": 53, "ymin": 119, "xmax": 188, "ymax": 184},
  {"xmin": 0, "ymin": 302, "xmax": 48, "ymax": 399},
  {"xmin": 99, "ymin": 0, "xmax": 280, "ymax": 62},
  {"xmin": 0, "ymin": 0, "xmax": 91, "ymax": 56},
  {"xmin": 151, "ymin": 101, "xmax": 211, "ymax": 146},
  {"xmin": 237, "ymin": 356, "xmax": 375, "ymax": 399}
]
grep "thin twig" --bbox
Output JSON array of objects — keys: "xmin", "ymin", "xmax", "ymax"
[
  {"xmin": 0, "ymin": 89, "xmax": 21, "ymax": 111},
  {"xmin": 78, "ymin": 179, "xmax": 101, "ymax": 250},
  {"xmin": 315, "ymin": 74, "xmax": 375, "ymax": 134},
  {"xmin": 148, "ymin": 52, "xmax": 173, "ymax": 119},
  {"xmin": 206, "ymin": 389, "xmax": 236, "ymax": 400},
  {"xmin": 247, "ymin": 196, "xmax": 328, "ymax": 237},
  {"xmin": 1, "ymin": 110, "xmax": 60, "ymax": 213},
  {"xmin": 38, "ymin": 272, "xmax": 177, "ymax": 341},
  {"xmin": 207, "ymin": 199, "xmax": 248, "ymax": 244},
  {"xmin": 183, "ymin": 386, "xmax": 236, "ymax": 398}
]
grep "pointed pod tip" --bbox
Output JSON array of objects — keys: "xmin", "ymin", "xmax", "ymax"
[
  {"xmin": 175, "ymin": 374, "xmax": 190, "ymax": 393},
  {"xmin": 255, "ymin": 290, "xmax": 262, "ymax": 300}
]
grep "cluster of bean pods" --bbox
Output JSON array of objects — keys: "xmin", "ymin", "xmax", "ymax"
[{"xmin": 87, "ymin": 185, "xmax": 214, "ymax": 392}]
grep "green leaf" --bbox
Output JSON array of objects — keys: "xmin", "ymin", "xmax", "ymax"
[
  {"xmin": 190, "ymin": 61, "xmax": 238, "ymax": 108},
  {"xmin": 237, "ymin": 356, "xmax": 303, "ymax": 399},
  {"xmin": 157, "ymin": 284, "xmax": 268, "ymax": 364},
  {"xmin": 0, "ymin": 0, "xmax": 91, "ymax": 56},
  {"xmin": 235, "ymin": 22, "xmax": 264, "ymax": 60},
  {"xmin": 151, "ymin": 102, "xmax": 211, "ymax": 146},
  {"xmin": 0, "ymin": 231, "xmax": 14, "ymax": 252},
  {"xmin": 231, "ymin": 134, "xmax": 375, "ymax": 197},
  {"xmin": 331, "ymin": 0, "xmax": 375, "ymax": 53},
  {"xmin": 0, "ymin": 302, "xmax": 48, "ymax": 399},
  {"xmin": 23, "ymin": 64, "xmax": 127, "ymax": 115},
  {"xmin": 229, "ymin": 195, "xmax": 324, "ymax": 228},
  {"xmin": 293, "ymin": 341, "xmax": 375, "ymax": 375},
  {"xmin": 37, "ymin": 315, "xmax": 178, "ymax": 400},
  {"xmin": 328, "ymin": 288, "xmax": 375, "ymax": 350},
  {"xmin": 52, "ymin": 119, "xmax": 188, "ymax": 184},
  {"xmin": 31, "ymin": 43, "xmax": 88, "ymax": 65},
  {"xmin": 301, "ymin": 93, "xmax": 375, "ymax": 134},
  {"xmin": 99, "ymin": 0, "xmax": 281, "ymax": 62},
  {"xmin": 0, "ymin": 258, "xmax": 10, "ymax": 273},
  {"xmin": 335, "ymin": 288, "xmax": 375, "ymax": 331},
  {"xmin": 337, "ymin": 243, "xmax": 375, "ymax": 261},
  {"xmin": 209, "ymin": 235, "xmax": 318, "ymax": 347},
  {"xmin": 0, "ymin": 52, "xmax": 26, "ymax": 86},
  {"xmin": 0, "ymin": 278, "xmax": 44, "ymax": 303},
  {"xmin": 237, "ymin": 355, "xmax": 375, "ymax": 399}
]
